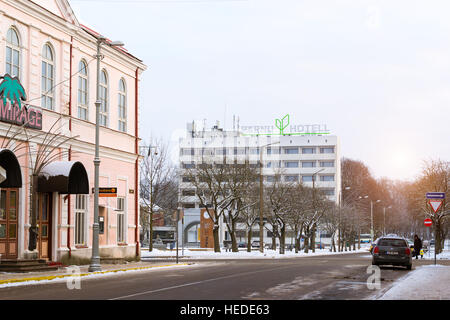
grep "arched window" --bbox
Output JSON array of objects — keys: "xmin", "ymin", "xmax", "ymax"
[
  {"xmin": 99, "ymin": 70, "xmax": 108, "ymax": 127},
  {"xmin": 41, "ymin": 44, "xmax": 55, "ymax": 110},
  {"xmin": 78, "ymin": 60, "xmax": 88, "ymax": 120},
  {"xmin": 118, "ymin": 78, "xmax": 126, "ymax": 132},
  {"xmin": 6, "ymin": 28, "xmax": 21, "ymax": 79},
  {"xmin": 186, "ymin": 223, "xmax": 200, "ymax": 243}
]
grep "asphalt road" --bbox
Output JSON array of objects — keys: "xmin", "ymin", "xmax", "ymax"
[{"xmin": 0, "ymin": 252, "xmax": 441, "ymax": 300}]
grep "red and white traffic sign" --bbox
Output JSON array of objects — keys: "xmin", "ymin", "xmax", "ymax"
[
  {"xmin": 424, "ymin": 219, "xmax": 433, "ymax": 227},
  {"xmin": 429, "ymin": 199, "xmax": 443, "ymax": 213}
]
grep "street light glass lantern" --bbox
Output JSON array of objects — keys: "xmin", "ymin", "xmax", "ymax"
[{"xmin": 109, "ymin": 41, "xmax": 124, "ymax": 47}]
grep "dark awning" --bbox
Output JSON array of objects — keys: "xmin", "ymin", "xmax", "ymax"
[
  {"xmin": 0, "ymin": 148, "xmax": 22, "ymax": 188},
  {"xmin": 38, "ymin": 161, "xmax": 89, "ymax": 194}
]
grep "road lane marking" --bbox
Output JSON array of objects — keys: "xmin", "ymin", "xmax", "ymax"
[{"xmin": 109, "ymin": 264, "xmax": 309, "ymax": 300}]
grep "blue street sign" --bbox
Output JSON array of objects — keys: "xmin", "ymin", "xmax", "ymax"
[{"xmin": 426, "ymin": 192, "xmax": 446, "ymax": 199}]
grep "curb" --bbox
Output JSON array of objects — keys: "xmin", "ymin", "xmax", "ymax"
[{"xmin": 0, "ymin": 263, "xmax": 191, "ymax": 286}]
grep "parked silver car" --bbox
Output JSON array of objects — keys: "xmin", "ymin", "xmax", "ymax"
[{"xmin": 371, "ymin": 236, "xmax": 412, "ymax": 270}]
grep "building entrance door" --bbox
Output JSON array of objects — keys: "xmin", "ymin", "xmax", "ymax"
[
  {"xmin": 0, "ymin": 189, "xmax": 19, "ymax": 259},
  {"xmin": 37, "ymin": 193, "xmax": 52, "ymax": 260}
]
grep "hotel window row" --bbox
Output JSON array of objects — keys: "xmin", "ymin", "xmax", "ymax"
[
  {"xmin": 180, "ymin": 146, "xmax": 335, "ymax": 156},
  {"xmin": 265, "ymin": 175, "xmax": 335, "ymax": 183},
  {"xmin": 3, "ymin": 27, "xmax": 128, "ymax": 133},
  {"xmin": 181, "ymin": 160, "xmax": 335, "ymax": 169}
]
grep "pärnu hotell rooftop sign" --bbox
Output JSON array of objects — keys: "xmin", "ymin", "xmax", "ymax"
[{"xmin": 240, "ymin": 114, "xmax": 330, "ymax": 136}]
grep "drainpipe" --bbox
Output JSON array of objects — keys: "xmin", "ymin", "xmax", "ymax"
[
  {"xmin": 135, "ymin": 67, "xmax": 140, "ymax": 257},
  {"xmin": 69, "ymin": 36, "xmax": 73, "ymax": 131},
  {"xmin": 68, "ymin": 147, "xmax": 72, "ymax": 259},
  {"xmin": 67, "ymin": 37, "xmax": 73, "ymax": 258}
]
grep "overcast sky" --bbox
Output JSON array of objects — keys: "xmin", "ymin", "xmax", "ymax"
[{"xmin": 69, "ymin": 0, "xmax": 450, "ymax": 182}]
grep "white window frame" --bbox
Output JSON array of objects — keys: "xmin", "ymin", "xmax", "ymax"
[
  {"xmin": 6, "ymin": 28, "xmax": 21, "ymax": 80},
  {"xmin": 284, "ymin": 147, "xmax": 299, "ymax": 154},
  {"xmin": 41, "ymin": 43, "xmax": 55, "ymax": 110},
  {"xmin": 320, "ymin": 161, "xmax": 335, "ymax": 168},
  {"xmin": 118, "ymin": 79, "xmax": 127, "ymax": 132},
  {"xmin": 284, "ymin": 161, "xmax": 299, "ymax": 168},
  {"xmin": 320, "ymin": 175, "xmax": 335, "ymax": 182},
  {"xmin": 302, "ymin": 161, "xmax": 316, "ymax": 168},
  {"xmin": 75, "ymin": 195, "xmax": 88, "ymax": 246},
  {"xmin": 117, "ymin": 197, "xmax": 126, "ymax": 243},
  {"xmin": 302, "ymin": 147, "xmax": 316, "ymax": 154},
  {"xmin": 284, "ymin": 175, "xmax": 299, "ymax": 182},
  {"xmin": 320, "ymin": 147, "xmax": 335, "ymax": 154},
  {"xmin": 99, "ymin": 69, "xmax": 109, "ymax": 127},
  {"xmin": 78, "ymin": 60, "xmax": 89, "ymax": 120}
]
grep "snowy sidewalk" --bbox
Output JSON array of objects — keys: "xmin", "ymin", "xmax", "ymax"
[
  {"xmin": 141, "ymin": 246, "xmax": 371, "ymax": 259},
  {"xmin": 0, "ymin": 261, "xmax": 192, "ymax": 288},
  {"xmin": 378, "ymin": 264, "xmax": 450, "ymax": 300}
]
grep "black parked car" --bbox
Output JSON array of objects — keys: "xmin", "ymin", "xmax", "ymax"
[{"xmin": 371, "ymin": 236, "xmax": 412, "ymax": 270}]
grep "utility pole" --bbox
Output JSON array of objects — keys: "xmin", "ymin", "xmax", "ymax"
[
  {"xmin": 311, "ymin": 168, "xmax": 324, "ymax": 253},
  {"xmin": 145, "ymin": 145, "xmax": 157, "ymax": 251},
  {"xmin": 259, "ymin": 141, "xmax": 280, "ymax": 253},
  {"xmin": 176, "ymin": 207, "xmax": 180, "ymax": 264},
  {"xmin": 89, "ymin": 36, "xmax": 124, "ymax": 272},
  {"xmin": 383, "ymin": 205, "xmax": 391, "ymax": 235}
]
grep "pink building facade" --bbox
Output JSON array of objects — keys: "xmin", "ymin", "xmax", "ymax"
[{"xmin": 0, "ymin": 0, "xmax": 146, "ymax": 263}]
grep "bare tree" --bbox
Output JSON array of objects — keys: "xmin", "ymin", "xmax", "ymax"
[
  {"xmin": 408, "ymin": 160, "xmax": 449, "ymax": 254},
  {"xmin": 1, "ymin": 117, "xmax": 78, "ymax": 252},
  {"xmin": 184, "ymin": 162, "xmax": 233, "ymax": 252},
  {"xmin": 221, "ymin": 162, "xmax": 259, "ymax": 252},
  {"xmin": 140, "ymin": 138, "xmax": 177, "ymax": 251},
  {"xmin": 320, "ymin": 202, "xmax": 341, "ymax": 252},
  {"xmin": 264, "ymin": 172, "xmax": 293, "ymax": 254},
  {"xmin": 283, "ymin": 183, "xmax": 315, "ymax": 253},
  {"xmin": 239, "ymin": 184, "xmax": 260, "ymax": 252}
]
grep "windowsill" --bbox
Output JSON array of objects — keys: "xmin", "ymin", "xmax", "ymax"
[
  {"xmin": 118, "ymin": 243, "xmax": 128, "ymax": 246},
  {"xmin": 75, "ymin": 245, "xmax": 88, "ymax": 249}
]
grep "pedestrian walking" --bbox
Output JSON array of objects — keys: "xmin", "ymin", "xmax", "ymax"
[{"xmin": 414, "ymin": 235, "xmax": 422, "ymax": 260}]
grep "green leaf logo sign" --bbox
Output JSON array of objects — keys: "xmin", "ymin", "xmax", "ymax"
[
  {"xmin": 275, "ymin": 114, "xmax": 290, "ymax": 135},
  {"xmin": 0, "ymin": 74, "xmax": 27, "ymax": 110}
]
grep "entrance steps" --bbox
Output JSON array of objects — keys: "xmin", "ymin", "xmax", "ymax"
[{"xmin": 0, "ymin": 259, "xmax": 62, "ymax": 273}]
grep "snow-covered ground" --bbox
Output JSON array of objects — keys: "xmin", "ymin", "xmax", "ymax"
[
  {"xmin": 420, "ymin": 240, "xmax": 450, "ymax": 260},
  {"xmin": 141, "ymin": 246, "xmax": 371, "ymax": 259},
  {"xmin": 0, "ymin": 263, "xmax": 193, "ymax": 289},
  {"xmin": 378, "ymin": 264, "xmax": 450, "ymax": 300}
]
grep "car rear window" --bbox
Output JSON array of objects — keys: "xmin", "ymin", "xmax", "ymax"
[{"xmin": 378, "ymin": 239, "xmax": 407, "ymax": 247}]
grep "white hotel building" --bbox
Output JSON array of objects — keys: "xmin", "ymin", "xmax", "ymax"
[{"xmin": 178, "ymin": 122, "xmax": 341, "ymax": 248}]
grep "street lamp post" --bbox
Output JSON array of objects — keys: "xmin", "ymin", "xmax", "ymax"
[
  {"xmin": 176, "ymin": 207, "xmax": 181, "ymax": 264},
  {"xmin": 259, "ymin": 141, "xmax": 280, "ymax": 253},
  {"xmin": 145, "ymin": 145, "xmax": 157, "ymax": 250},
  {"xmin": 310, "ymin": 168, "xmax": 324, "ymax": 253},
  {"xmin": 370, "ymin": 199, "xmax": 381, "ymax": 243},
  {"xmin": 383, "ymin": 205, "xmax": 392, "ymax": 235},
  {"xmin": 89, "ymin": 36, "xmax": 124, "ymax": 272},
  {"xmin": 357, "ymin": 196, "xmax": 380, "ymax": 244}
]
